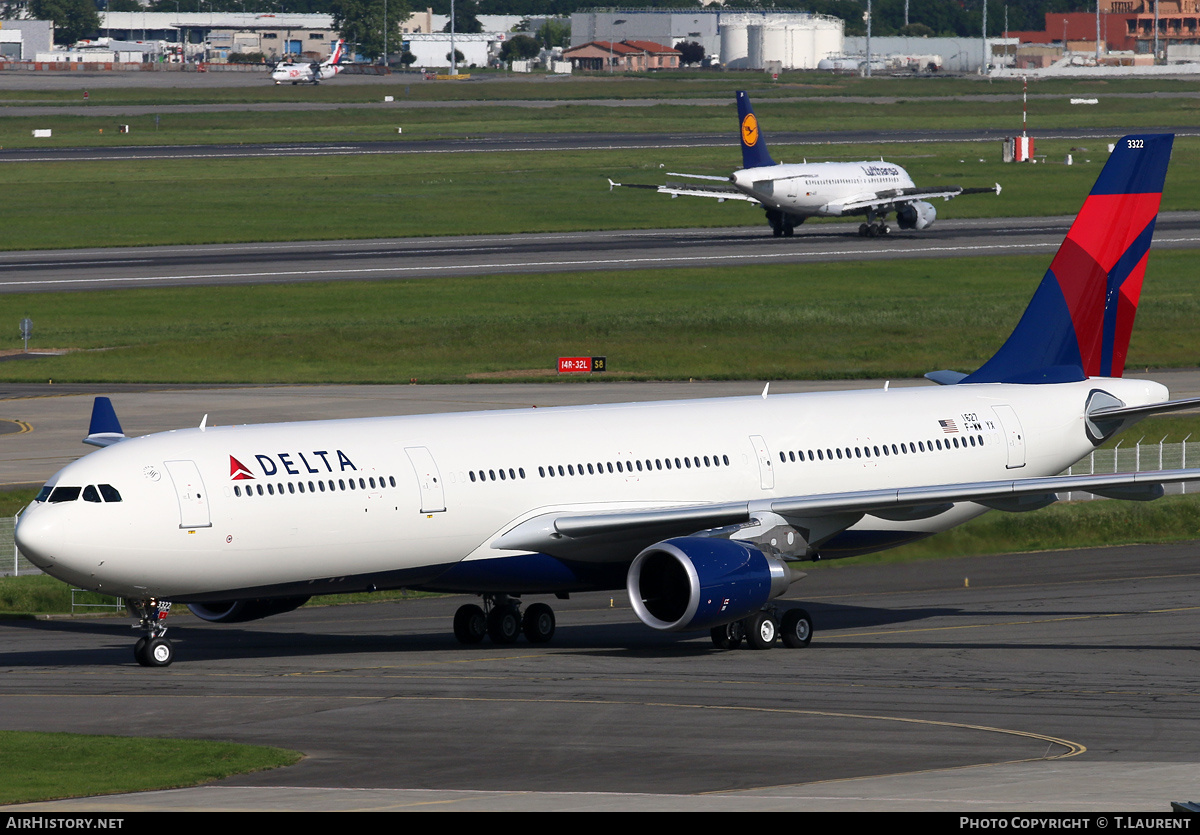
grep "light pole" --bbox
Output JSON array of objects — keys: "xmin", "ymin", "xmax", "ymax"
[
  {"xmin": 864, "ymin": 0, "xmax": 871, "ymax": 77},
  {"xmin": 981, "ymin": 0, "xmax": 988, "ymax": 75}
]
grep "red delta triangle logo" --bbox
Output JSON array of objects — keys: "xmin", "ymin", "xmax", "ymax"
[{"xmin": 230, "ymin": 455, "xmax": 255, "ymax": 480}]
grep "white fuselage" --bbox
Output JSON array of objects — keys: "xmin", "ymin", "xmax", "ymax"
[
  {"xmin": 731, "ymin": 160, "xmax": 915, "ymax": 217},
  {"xmin": 271, "ymin": 63, "xmax": 341, "ymax": 84},
  {"xmin": 15, "ymin": 377, "xmax": 1167, "ymax": 602}
]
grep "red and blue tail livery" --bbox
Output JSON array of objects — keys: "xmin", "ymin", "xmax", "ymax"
[{"xmin": 966, "ymin": 134, "xmax": 1173, "ymax": 384}]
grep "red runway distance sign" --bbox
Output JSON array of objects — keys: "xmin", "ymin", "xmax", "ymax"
[{"xmin": 558, "ymin": 356, "xmax": 607, "ymax": 374}]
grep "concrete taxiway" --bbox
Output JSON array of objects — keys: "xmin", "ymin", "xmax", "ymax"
[{"xmin": 1, "ymin": 542, "xmax": 1198, "ymax": 812}]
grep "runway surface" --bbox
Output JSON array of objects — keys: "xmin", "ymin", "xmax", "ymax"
[
  {"xmin": 3, "ymin": 381, "xmax": 1200, "ymax": 811},
  {"xmin": 3, "ymin": 212, "xmax": 1200, "ymax": 294}
]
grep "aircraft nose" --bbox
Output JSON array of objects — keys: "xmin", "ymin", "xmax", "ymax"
[{"xmin": 14, "ymin": 507, "xmax": 63, "ymax": 568}]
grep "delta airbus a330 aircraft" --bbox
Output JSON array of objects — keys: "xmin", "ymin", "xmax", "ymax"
[
  {"xmin": 271, "ymin": 39, "xmax": 346, "ymax": 85},
  {"xmin": 610, "ymin": 91, "xmax": 1001, "ymax": 237},
  {"xmin": 15, "ymin": 134, "xmax": 1197, "ymax": 667}
]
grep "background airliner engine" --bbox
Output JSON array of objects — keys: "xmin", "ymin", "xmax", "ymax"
[
  {"xmin": 896, "ymin": 200, "xmax": 937, "ymax": 230},
  {"xmin": 626, "ymin": 536, "xmax": 799, "ymax": 631}
]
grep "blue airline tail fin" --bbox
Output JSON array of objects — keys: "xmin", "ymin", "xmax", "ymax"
[
  {"xmin": 962, "ymin": 134, "xmax": 1173, "ymax": 385},
  {"xmin": 84, "ymin": 396, "xmax": 126, "ymax": 448},
  {"xmin": 736, "ymin": 91, "xmax": 775, "ymax": 170}
]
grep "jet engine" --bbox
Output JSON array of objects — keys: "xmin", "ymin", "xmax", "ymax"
[
  {"xmin": 187, "ymin": 596, "xmax": 310, "ymax": 623},
  {"xmin": 626, "ymin": 537, "xmax": 800, "ymax": 632},
  {"xmin": 896, "ymin": 200, "xmax": 937, "ymax": 230}
]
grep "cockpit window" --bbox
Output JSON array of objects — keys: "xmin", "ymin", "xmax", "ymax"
[
  {"xmin": 82, "ymin": 485, "xmax": 101, "ymax": 503},
  {"xmin": 48, "ymin": 486, "xmax": 81, "ymax": 503},
  {"xmin": 35, "ymin": 486, "xmax": 52, "ymax": 503},
  {"xmin": 98, "ymin": 484, "xmax": 122, "ymax": 503}
]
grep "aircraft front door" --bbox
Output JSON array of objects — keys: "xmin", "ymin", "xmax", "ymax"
[
  {"xmin": 164, "ymin": 459, "xmax": 211, "ymax": 529},
  {"xmin": 405, "ymin": 447, "xmax": 446, "ymax": 513}
]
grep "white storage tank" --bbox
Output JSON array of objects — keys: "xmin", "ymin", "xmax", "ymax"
[
  {"xmin": 720, "ymin": 20, "xmax": 749, "ymax": 68},
  {"xmin": 718, "ymin": 12, "xmax": 843, "ymax": 70}
]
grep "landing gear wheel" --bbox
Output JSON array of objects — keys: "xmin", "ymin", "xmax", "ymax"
[
  {"xmin": 133, "ymin": 636, "xmax": 148, "ymax": 665},
  {"xmin": 877, "ymin": 223, "xmax": 890, "ymax": 236},
  {"xmin": 710, "ymin": 621, "xmax": 744, "ymax": 650},
  {"xmin": 487, "ymin": 605, "xmax": 521, "ymax": 644},
  {"xmin": 743, "ymin": 612, "xmax": 777, "ymax": 650},
  {"xmin": 453, "ymin": 604, "xmax": 487, "ymax": 644},
  {"xmin": 781, "ymin": 608, "xmax": 813, "ymax": 648},
  {"xmin": 859, "ymin": 223, "xmax": 870, "ymax": 237},
  {"xmin": 772, "ymin": 226, "xmax": 783, "ymax": 237},
  {"xmin": 522, "ymin": 603, "xmax": 556, "ymax": 643},
  {"xmin": 783, "ymin": 225, "xmax": 795, "ymax": 237},
  {"xmin": 138, "ymin": 637, "xmax": 174, "ymax": 667}
]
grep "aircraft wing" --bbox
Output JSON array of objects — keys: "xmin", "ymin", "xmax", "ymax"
[
  {"xmin": 836, "ymin": 183, "xmax": 1001, "ymax": 213},
  {"xmin": 493, "ymin": 466, "xmax": 1200, "ymax": 560},
  {"xmin": 608, "ymin": 177, "xmax": 760, "ymax": 204}
]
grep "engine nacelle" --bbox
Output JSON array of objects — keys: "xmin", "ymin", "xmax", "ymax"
[
  {"xmin": 896, "ymin": 200, "xmax": 937, "ymax": 230},
  {"xmin": 626, "ymin": 537, "xmax": 798, "ymax": 632},
  {"xmin": 187, "ymin": 596, "xmax": 310, "ymax": 623}
]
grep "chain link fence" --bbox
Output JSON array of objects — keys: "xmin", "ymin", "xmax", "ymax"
[{"xmin": 1061, "ymin": 438, "xmax": 1199, "ymax": 501}]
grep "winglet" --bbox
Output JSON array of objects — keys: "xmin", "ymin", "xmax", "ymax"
[
  {"xmin": 963, "ymin": 134, "xmax": 1173, "ymax": 384},
  {"xmin": 736, "ymin": 91, "xmax": 775, "ymax": 170},
  {"xmin": 83, "ymin": 396, "xmax": 126, "ymax": 448}
]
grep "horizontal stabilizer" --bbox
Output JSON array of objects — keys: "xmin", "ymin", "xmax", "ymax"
[
  {"xmin": 924, "ymin": 370, "xmax": 968, "ymax": 386},
  {"xmin": 83, "ymin": 396, "xmax": 126, "ymax": 448}
]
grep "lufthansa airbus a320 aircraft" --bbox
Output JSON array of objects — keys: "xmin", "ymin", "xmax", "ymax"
[
  {"xmin": 610, "ymin": 91, "xmax": 1001, "ymax": 237},
  {"xmin": 16, "ymin": 134, "xmax": 1196, "ymax": 667}
]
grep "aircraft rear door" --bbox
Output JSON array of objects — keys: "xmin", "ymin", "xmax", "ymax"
[
  {"xmin": 164, "ymin": 459, "xmax": 212, "ymax": 529},
  {"xmin": 405, "ymin": 447, "xmax": 446, "ymax": 513},
  {"xmin": 991, "ymin": 405, "xmax": 1027, "ymax": 469}
]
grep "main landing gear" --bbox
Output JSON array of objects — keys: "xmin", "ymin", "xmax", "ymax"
[
  {"xmin": 858, "ymin": 209, "xmax": 891, "ymax": 237},
  {"xmin": 453, "ymin": 594, "xmax": 556, "ymax": 646},
  {"xmin": 766, "ymin": 209, "xmax": 801, "ymax": 238},
  {"xmin": 129, "ymin": 598, "xmax": 175, "ymax": 667},
  {"xmin": 710, "ymin": 607, "xmax": 813, "ymax": 650}
]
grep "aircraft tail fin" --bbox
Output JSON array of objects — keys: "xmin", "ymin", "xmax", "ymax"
[
  {"xmin": 325, "ymin": 39, "xmax": 345, "ymax": 65},
  {"xmin": 84, "ymin": 397, "xmax": 126, "ymax": 448},
  {"xmin": 962, "ymin": 134, "xmax": 1173, "ymax": 384},
  {"xmin": 736, "ymin": 91, "xmax": 775, "ymax": 170}
]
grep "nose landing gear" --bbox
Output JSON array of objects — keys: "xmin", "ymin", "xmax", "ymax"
[{"xmin": 129, "ymin": 599, "xmax": 174, "ymax": 667}]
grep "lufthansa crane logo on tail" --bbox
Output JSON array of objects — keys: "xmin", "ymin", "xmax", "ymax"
[{"xmin": 741, "ymin": 114, "xmax": 759, "ymax": 147}]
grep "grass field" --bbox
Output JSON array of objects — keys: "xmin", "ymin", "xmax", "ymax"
[
  {"xmin": 2, "ymin": 93, "xmax": 1194, "ymax": 148},
  {"xmin": 1, "ymin": 136, "xmax": 1196, "ymax": 250},
  {"xmin": 0, "ymin": 731, "xmax": 300, "ymax": 805},
  {"xmin": 6, "ymin": 249, "xmax": 1199, "ymax": 384}
]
